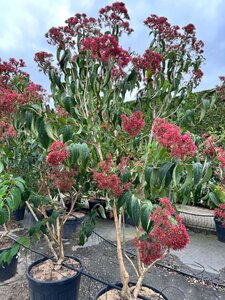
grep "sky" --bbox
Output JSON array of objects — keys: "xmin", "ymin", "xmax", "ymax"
[{"xmin": 0, "ymin": 0, "xmax": 224, "ymax": 92}]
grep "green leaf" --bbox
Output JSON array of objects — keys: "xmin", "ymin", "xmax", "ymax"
[
  {"xmin": 0, "ymin": 186, "xmax": 8, "ymax": 198},
  {"xmin": 121, "ymin": 170, "xmax": 131, "ymax": 184},
  {"xmin": 59, "ymin": 49, "xmax": 71, "ymax": 69},
  {"xmin": 79, "ymin": 143, "xmax": 90, "ymax": 169},
  {"xmin": 68, "ymin": 143, "xmax": 80, "ymax": 164},
  {"xmin": 159, "ymin": 162, "xmax": 176, "ymax": 188},
  {"xmin": 0, "ymin": 162, "xmax": 4, "ymax": 173},
  {"xmin": 0, "ymin": 208, "xmax": 9, "ymax": 225},
  {"xmin": 141, "ymin": 202, "xmax": 153, "ymax": 232},
  {"xmin": 62, "ymin": 125, "xmax": 74, "ymax": 142},
  {"xmin": 193, "ymin": 162, "xmax": 203, "ymax": 185},
  {"xmin": 145, "ymin": 167, "xmax": 152, "ymax": 187},
  {"xmin": 132, "ymin": 200, "xmax": 140, "ymax": 227},
  {"xmin": 98, "ymin": 205, "xmax": 106, "ymax": 219},
  {"xmin": 10, "ymin": 187, "xmax": 21, "ymax": 210},
  {"xmin": 118, "ymin": 191, "xmax": 132, "ymax": 209},
  {"xmin": 126, "ymin": 196, "xmax": 140, "ymax": 227},
  {"xmin": 0, "ymin": 248, "xmax": 11, "ymax": 265},
  {"xmin": 45, "ymin": 122, "xmax": 56, "ymax": 141},
  {"xmin": 62, "ymin": 96, "xmax": 73, "ymax": 113},
  {"xmin": 127, "ymin": 69, "xmax": 137, "ymax": 82},
  {"xmin": 36, "ymin": 117, "xmax": 50, "ymax": 149},
  {"xmin": 199, "ymin": 99, "xmax": 210, "ymax": 122},
  {"xmin": 180, "ymin": 165, "xmax": 193, "ymax": 191},
  {"xmin": 150, "ymin": 168, "xmax": 159, "ymax": 187},
  {"xmin": 9, "ymin": 243, "xmax": 20, "ymax": 260},
  {"xmin": 15, "ymin": 181, "xmax": 25, "ymax": 194},
  {"xmin": 172, "ymin": 164, "xmax": 183, "ymax": 187},
  {"xmin": 79, "ymin": 212, "xmax": 97, "ymax": 245},
  {"xmin": 209, "ymin": 192, "xmax": 220, "ymax": 206},
  {"xmin": 198, "ymin": 163, "xmax": 212, "ymax": 185}
]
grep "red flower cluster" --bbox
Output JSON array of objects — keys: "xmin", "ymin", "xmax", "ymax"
[
  {"xmin": 50, "ymin": 168, "xmax": 76, "ymax": 192},
  {"xmin": 45, "ymin": 14, "xmax": 100, "ymax": 50},
  {"xmin": 216, "ymin": 147, "xmax": 225, "ymax": 168},
  {"xmin": 183, "ymin": 23, "xmax": 195, "ymax": 34},
  {"xmin": 135, "ymin": 198, "xmax": 189, "ymax": 265},
  {"xmin": 203, "ymin": 135, "xmax": 215, "ymax": 157},
  {"xmin": 194, "ymin": 69, "xmax": 204, "ymax": 79},
  {"xmin": 144, "ymin": 14, "xmax": 204, "ymax": 55},
  {"xmin": 0, "ymin": 58, "xmax": 28, "ymax": 86},
  {"xmin": 99, "ymin": 2, "xmax": 133, "ymax": 36},
  {"xmin": 121, "ymin": 111, "xmax": 145, "ymax": 137},
  {"xmin": 34, "ymin": 51, "xmax": 54, "ymax": 73},
  {"xmin": 153, "ymin": 118, "xmax": 196, "ymax": 160},
  {"xmin": 93, "ymin": 154, "xmax": 130, "ymax": 198},
  {"xmin": 0, "ymin": 58, "xmax": 46, "ymax": 143},
  {"xmin": 132, "ymin": 50, "xmax": 163, "ymax": 76},
  {"xmin": 55, "ymin": 106, "xmax": 69, "ymax": 118},
  {"xmin": 144, "ymin": 15, "xmax": 180, "ymax": 44},
  {"xmin": 0, "ymin": 88, "xmax": 18, "ymax": 115},
  {"xmin": 19, "ymin": 82, "xmax": 45, "ymax": 105},
  {"xmin": 143, "ymin": 14, "xmax": 204, "ymax": 88},
  {"xmin": 47, "ymin": 141, "xmax": 70, "ymax": 166},
  {"xmin": 80, "ymin": 34, "xmax": 131, "ymax": 68},
  {"xmin": 214, "ymin": 204, "xmax": 225, "ymax": 227},
  {"xmin": 0, "ymin": 118, "xmax": 16, "ymax": 141},
  {"xmin": 216, "ymin": 76, "xmax": 225, "ymax": 101}
]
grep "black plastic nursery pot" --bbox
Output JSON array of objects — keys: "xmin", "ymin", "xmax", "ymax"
[
  {"xmin": 62, "ymin": 215, "xmax": 85, "ymax": 239},
  {"xmin": 26, "ymin": 256, "xmax": 83, "ymax": 300},
  {"xmin": 214, "ymin": 218, "xmax": 225, "ymax": 243},
  {"xmin": 13, "ymin": 204, "xmax": 26, "ymax": 221},
  {"xmin": 0, "ymin": 247, "xmax": 18, "ymax": 282},
  {"xmin": 88, "ymin": 198, "xmax": 106, "ymax": 210},
  {"xmin": 95, "ymin": 282, "xmax": 169, "ymax": 300},
  {"xmin": 88, "ymin": 199, "xmax": 113, "ymax": 219}
]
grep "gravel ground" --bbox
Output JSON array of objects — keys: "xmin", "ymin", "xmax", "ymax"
[{"xmin": 1, "ymin": 239, "xmax": 225, "ymax": 300}]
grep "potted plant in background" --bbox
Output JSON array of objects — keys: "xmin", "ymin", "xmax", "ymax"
[
  {"xmin": 24, "ymin": 139, "xmax": 91, "ymax": 300},
  {"xmin": 214, "ymin": 203, "xmax": 225, "ymax": 242},
  {"xmin": 0, "ymin": 58, "xmax": 48, "ymax": 222},
  {"xmin": 0, "ymin": 173, "xmax": 25, "ymax": 281},
  {"xmin": 0, "ymin": 58, "xmax": 92, "ymax": 300}
]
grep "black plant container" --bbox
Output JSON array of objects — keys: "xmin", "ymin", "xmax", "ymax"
[
  {"xmin": 94, "ymin": 282, "xmax": 169, "ymax": 300},
  {"xmin": 13, "ymin": 204, "xmax": 26, "ymax": 221},
  {"xmin": 26, "ymin": 256, "xmax": 83, "ymax": 300},
  {"xmin": 0, "ymin": 247, "xmax": 18, "ymax": 282},
  {"xmin": 214, "ymin": 218, "xmax": 225, "ymax": 242},
  {"xmin": 62, "ymin": 216, "xmax": 85, "ymax": 239},
  {"xmin": 88, "ymin": 198, "xmax": 106, "ymax": 210},
  {"xmin": 88, "ymin": 199, "xmax": 113, "ymax": 219}
]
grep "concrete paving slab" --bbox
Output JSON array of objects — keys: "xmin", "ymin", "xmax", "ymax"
[{"xmin": 94, "ymin": 219, "xmax": 225, "ymax": 276}]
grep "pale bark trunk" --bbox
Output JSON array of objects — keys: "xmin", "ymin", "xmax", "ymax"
[{"xmin": 113, "ymin": 203, "xmax": 131, "ymax": 299}]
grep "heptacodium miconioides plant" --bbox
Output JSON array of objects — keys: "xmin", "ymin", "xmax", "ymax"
[{"xmin": 20, "ymin": 1, "xmax": 223, "ymax": 299}]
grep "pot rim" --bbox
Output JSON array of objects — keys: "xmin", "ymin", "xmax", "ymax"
[
  {"xmin": 26, "ymin": 255, "xmax": 83, "ymax": 285},
  {"xmin": 95, "ymin": 281, "xmax": 168, "ymax": 300}
]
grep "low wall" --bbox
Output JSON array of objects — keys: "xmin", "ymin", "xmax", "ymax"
[{"xmin": 176, "ymin": 205, "xmax": 215, "ymax": 232}]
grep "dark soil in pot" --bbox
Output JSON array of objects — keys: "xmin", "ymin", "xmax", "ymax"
[
  {"xmin": 95, "ymin": 282, "xmax": 168, "ymax": 300},
  {"xmin": 0, "ymin": 238, "xmax": 18, "ymax": 282},
  {"xmin": 62, "ymin": 212, "xmax": 85, "ymax": 239},
  {"xmin": 26, "ymin": 255, "xmax": 83, "ymax": 300}
]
